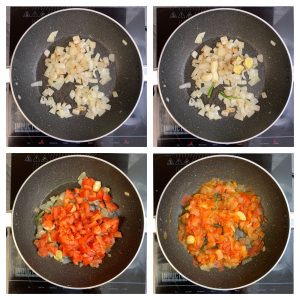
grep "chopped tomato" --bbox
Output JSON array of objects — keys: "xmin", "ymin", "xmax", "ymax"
[
  {"xmin": 114, "ymin": 231, "xmax": 122, "ymax": 238},
  {"xmin": 76, "ymin": 196, "xmax": 83, "ymax": 204},
  {"xmin": 79, "ymin": 189, "xmax": 90, "ymax": 199},
  {"xmin": 34, "ymin": 175, "xmax": 121, "ymax": 268},
  {"xmin": 103, "ymin": 193, "xmax": 112, "ymax": 202},
  {"xmin": 97, "ymin": 189, "xmax": 104, "ymax": 200},
  {"xmin": 88, "ymin": 192, "xmax": 97, "ymax": 201},
  {"xmin": 105, "ymin": 202, "xmax": 118, "ymax": 212}
]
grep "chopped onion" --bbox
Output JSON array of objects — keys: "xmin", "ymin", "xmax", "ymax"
[
  {"xmin": 220, "ymin": 36, "xmax": 228, "ymax": 45},
  {"xmin": 261, "ymin": 92, "xmax": 268, "ymax": 99},
  {"xmin": 31, "ymin": 81, "xmax": 43, "ymax": 87},
  {"xmin": 47, "ymin": 31, "xmax": 58, "ymax": 42},
  {"xmin": 257, "ymin": 54, "xmax": 263, "ymax": 63},
  {"xmin": 195, "ymin": 32, "xmax": 205, "ymax": 44},
  {"xmin": 44, "ymin": 49, "xmax": 50, "ymax": 57},
  {"xmin": 42, "ymin": 88, "xmax": 54, "ymax": 97},
  {"xmin": 166, "ymin": 97, "xmax": 170, "ymax": 102},
  {"xmin": 40, "ymin": 35, "xmax": 116, "ymax": 120},
  {"xmin": 109, "ymin": 54, "xmax": 115, "ymax": 62},
  {"xmin": 69, "ymin": 90, "xmax": 75, "ymax": 99},
  {"xmin": 78, "ymin": 172, "xmax": 87, "ymax": 185},
  {"xmin": 191, "ymin": 51, "xmax": 198, "ymax": 58},
  {"xmin": 179, "ymin": 82, "xmax": 191, "ymax": 89},
  {"xmin": 17, "ymin": 95, "xmax": 21, "ymax": 100},
  {"xmin": 112, "ymin": 91, "xmax": 118, "ymax": 98},
  {"xmin": 122, "ymin": 39, "xmax": 128, "ymax": 46},
  {"xmin": 270, "ymin": 40, "xmax": 276, "ymax": 46}
]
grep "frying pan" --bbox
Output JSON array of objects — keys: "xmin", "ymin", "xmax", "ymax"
[
  {"xmin": 12, "ymin": 155, "xmax": 145, "ymax": 289},
  {"xmin": 10, "ymin": 8, "xmax": 143, "ymax": 142},
  {"xmin": 158, "ymin": 8, "xmax": 293, "ymax": 144},
  {"xmin": 156, "ymin": 155, "xmax": 290, "ymax": 290}
]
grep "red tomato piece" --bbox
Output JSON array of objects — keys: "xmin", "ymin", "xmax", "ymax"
[
  {"xmin": 103, "ymin": 193, "xmax": 112, "ymax": 202},
  {"xmin": 105, "ymin": 201, "xmax": 118, "ymax": 212}
]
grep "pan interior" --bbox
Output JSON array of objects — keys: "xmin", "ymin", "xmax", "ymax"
[
  {"xmin": 159, "ymin": 9, "xmax": 292, "ymax": 143},
  {"xmin": 12, "ymin": 156, "xmax": 144, "ymax": 288},
  {"xmin": 11, "ymin": 9, "xmax": 143, "ymax": 142},
  {"xmin": 157, "ymin": 156, "xmax": 290, "ymax": 289}
]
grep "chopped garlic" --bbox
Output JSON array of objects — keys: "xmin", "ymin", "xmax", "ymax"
[
  {"xmin": 93, "ymin": 181, "xmax": 101, "ymax": 192},
  {"xmin": 233, "ymin": 65, "xmax": 244, "ymax": 75},
  {"xmin": 186, "ymin": 235, "xmax": 195, "ymax": 244},
  {"xmin": 216, "ymin": 249, "xmax": 224, "ymax": 260},
  {"xmin": 244, "ymin": 57, "xmax": 253, "ymax": 69},
  {"xmin": 236, "ymin": 211, "xmax": 246, "ymax": 221}
]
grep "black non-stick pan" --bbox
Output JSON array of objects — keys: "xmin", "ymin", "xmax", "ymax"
[
  {"xmin": 12, "ymin": 155, "xmax": 145, "ymax": 289},
  {"xmin": 158, "ymin": 8, "xmax": 293, "ymax": 144},
  {"xmin": 11, "ymin": 8, "xmax": 143, "ymax": 142},
  {"xmin": 156, "ymin": 155, "xmax": 290, "ymax": 290}
]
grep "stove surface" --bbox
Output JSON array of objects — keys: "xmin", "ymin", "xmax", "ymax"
[
  {"xmin": 153, "ymin": 154, "xmax": 293, "ymax": 293},
  {"xmin": 6, "ymin": 153, "xmax": 147, "ymax": 293},
  {"xmin": 7, "ymin": 7, "xmax": 147, "ymax": 147},
  {"xmin": 153, "ymin": 7, "xmax": 294, "ymax": 147}
]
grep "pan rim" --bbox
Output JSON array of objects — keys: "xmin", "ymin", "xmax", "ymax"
[
  {"xmin": 155, "ymin": 154, "xmax": 291, "ymax": 290},
  {"xmin": 10, "ymin": 7, "xmax": 144, "ymax": 143},
  {"xmin": 11, "ymin": 154, "xmax": 146, "ymax": 290},
  {"xmin": 157, "ymin": 7, "xmax": 294, "ymax": 145}
]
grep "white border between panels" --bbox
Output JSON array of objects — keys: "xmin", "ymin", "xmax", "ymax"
[{"xmin": 1, "ymin": 0, "xmax": 299, "ymax": 299}]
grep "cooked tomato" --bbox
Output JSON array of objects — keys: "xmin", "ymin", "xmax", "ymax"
[{"xmin": 178, "ymin": 178, "xmax": 265, "ymax": 271}]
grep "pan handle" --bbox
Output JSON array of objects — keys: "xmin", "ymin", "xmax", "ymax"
[{"xmin": 5, "ymin": 212, "xmax": 12, "ymax": 228}]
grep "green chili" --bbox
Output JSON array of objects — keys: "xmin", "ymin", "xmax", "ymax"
[
  {"xmin": 35, "ymin": 210, "xmax": 44, "ymax": 223},
  {"xmin": 219, "ymin": 91, "xmax": 237, "ymax": 100},
  {"xmin": 207, "ymin": 85, "xmax": 214, "ymax": 98}
]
